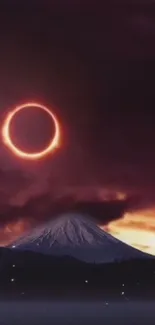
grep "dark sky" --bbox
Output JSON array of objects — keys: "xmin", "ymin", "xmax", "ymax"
[{"xmin": 0, "ymin": 0, "xmax": 155, "ymax": 244}]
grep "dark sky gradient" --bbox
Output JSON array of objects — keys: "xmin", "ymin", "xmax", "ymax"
[{"xmin": 0, "ymin": 1, "xmax": 155, "ymax": 244}]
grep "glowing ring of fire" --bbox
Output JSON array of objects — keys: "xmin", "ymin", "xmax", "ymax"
[{"xmin": 2, "ymin": 102, "xmax": 60, "ymax": 160}]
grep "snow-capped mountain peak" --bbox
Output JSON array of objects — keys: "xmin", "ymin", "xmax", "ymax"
[
  {"xmin": 10, "ymin": 213, "xmax": 117, "ymax": 248},
  {"xmin": 9, "ymin": 213, "xmax": 149, "ymax": 263}
]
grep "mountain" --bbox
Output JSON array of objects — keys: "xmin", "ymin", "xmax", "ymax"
[{"xmin": 8, "ymin": 213, "xmax": 150, "ymax": 263}]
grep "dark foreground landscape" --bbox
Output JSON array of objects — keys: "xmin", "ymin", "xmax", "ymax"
[
  {"xmin": 0, "ymin": 247, "xmax": 155, "ymax": 301},
  {"xmin": 0, "ymin": 248, "xmax": 155, "ymax": 324},
  {"xmin": 0, "ymin": 301, "xmax": 155, "ymax": 325}
]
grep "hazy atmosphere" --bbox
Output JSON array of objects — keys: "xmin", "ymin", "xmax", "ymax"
[{"xmin": 0, "ymin": 1, "xmax": 155, "ymax": 256}]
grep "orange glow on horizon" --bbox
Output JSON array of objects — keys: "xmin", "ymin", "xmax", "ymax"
[
  {"xmin": 2, "ymin": 102, "xmax": 61, "ymax": 160},
  {"xmin": 101, "ymin": 209, "xmax": 155, "ymax": 256},
  {"xmin": 0, "ymin": 203, "xmax": 155, "ymax": 256},
  {"xmin": 0, "ymin": 219, "xmax": 32, "ymax": 246}
]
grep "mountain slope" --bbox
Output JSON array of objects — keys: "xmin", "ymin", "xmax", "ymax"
[{"xmin": 8, "ymin": 213, "xmax": 150, "ymax": 263}]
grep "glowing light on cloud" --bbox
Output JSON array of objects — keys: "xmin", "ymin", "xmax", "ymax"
[
  {"xmin": 102, "ymin": 208, "xmax": 155, "ymax": 255},
  {"xmin": 97, "ymin": 189, "xmax": 127, "ymax": 201},
  {"xmin": 0, "ymin": 219, "xmax": 32, "ymax": 246},
  {"xmin": 2, "ymin": 102, "xmax": 61, "ymax": 160}
]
